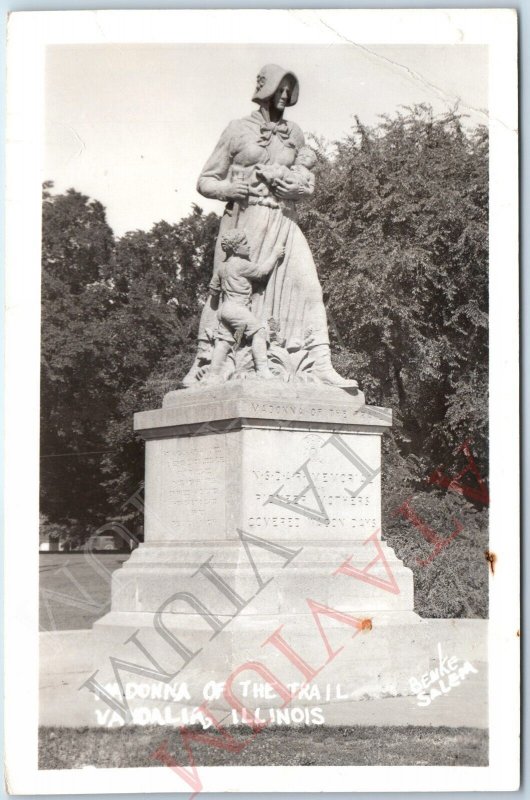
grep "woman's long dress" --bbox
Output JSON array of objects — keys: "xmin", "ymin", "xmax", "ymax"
[{"xmin": 196, "ymin": 109, "xmax": 330, "ymax": 353}]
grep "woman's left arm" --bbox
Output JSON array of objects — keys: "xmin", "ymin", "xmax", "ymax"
[
  {"xmin": 274, "ymin": 124, "xmax": 314, "ymax": 201},
  {"xmin": 274, "ymin": 175, "xmax": 314, "ymax": 200}
]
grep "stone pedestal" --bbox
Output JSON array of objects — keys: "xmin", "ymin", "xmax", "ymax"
[{"xmin": 95, "ymin": 382, "xmax": 420, "ymax": 713}]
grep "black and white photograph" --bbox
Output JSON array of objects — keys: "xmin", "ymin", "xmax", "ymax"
[{"xmin": 4, "ymin": 8, "xmax": 519, "ymax": 795}]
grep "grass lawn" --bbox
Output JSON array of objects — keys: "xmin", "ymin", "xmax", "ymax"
[{"xmin": 39, "ymin": 725, "xmax": 488, "ymax": 769}]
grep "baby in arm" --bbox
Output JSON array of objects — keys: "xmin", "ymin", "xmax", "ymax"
[
  {"xmin": 252, "ymin": 145, "xmax": 317, "ymax": 199},
  {"xmin": 205, "ymin": 229, "xmax": 285, "ymax": 383}
]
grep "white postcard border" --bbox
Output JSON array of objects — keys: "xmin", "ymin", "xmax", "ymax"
[{"xmin": 4, "ymin": 8, "xmax": 519, "ymax": 794}]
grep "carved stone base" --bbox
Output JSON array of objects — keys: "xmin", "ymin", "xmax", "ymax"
[
  {"xmin": 95, "ymin": 383, "xmax": 420, "ymax": 717},
  {"xmin": 97, "ymin": 540, "xmax": 418, "ymax": 623}
]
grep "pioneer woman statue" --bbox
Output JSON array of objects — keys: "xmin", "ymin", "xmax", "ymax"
[{"xmin": 181, "ymin": 63, "xmax": 358, "ymax": 389}]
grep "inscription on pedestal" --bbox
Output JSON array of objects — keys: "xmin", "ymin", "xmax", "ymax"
[
  {"xmin": 249, "ymin": 402, "xmax": 352, "ymax": 421},
  {"xmin": 145, "ymin": 435, "xmax": 226, "ymax": 540},
  {"xmin": 165, "ymin": 438, "xmax": 225, "ymax": 525},
  {"xmin": 145, "ymin": 426, "xmax": 383, "ymax": 544},
  {"xmin": 241, "ymin": 429, "xmax": 381, "ymax": 541}
]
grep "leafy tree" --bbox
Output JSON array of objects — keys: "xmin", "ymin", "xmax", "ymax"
[
  {"xmin": 297, "ymin": 106, "xmax": 489, "ymax": 615},
  {"xmin": 298, "ymin": 105, "xmax": 488, "ymax": 476},
  {"xmin": 95, "ymin": 209, "xmax": 218, "ymax": 516},
  {"xmin": 41, "ymin": 185, "xmax": 218, "ymax": 528},
  {"xmin": 40, "ymin": 184, "xmax": 116, "ymax": 525}
]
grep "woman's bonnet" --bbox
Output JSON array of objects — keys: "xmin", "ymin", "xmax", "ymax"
[{"xmin": 252, "ymin": 64, "xmax": 299, "ymax": 106}]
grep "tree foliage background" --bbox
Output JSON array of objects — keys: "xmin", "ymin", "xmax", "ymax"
[{"xmin": 40, "ymin": 106, "xmax": 489, "ymax": 616}]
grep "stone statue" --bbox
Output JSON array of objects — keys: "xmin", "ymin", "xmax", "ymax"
[
  {"xmin": 205, "ymin": 229, "xmax": 285, "ymax": 384},
  {"xmin": 181, "ymin": 63, "xmax": 358, "ymax": 390}
]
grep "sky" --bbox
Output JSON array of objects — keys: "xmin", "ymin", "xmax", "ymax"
[{"xmin": 45, "ymin": 44, "xmax": 488, "ymax": 236}]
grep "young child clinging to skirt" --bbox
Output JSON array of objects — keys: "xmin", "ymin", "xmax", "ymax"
[{"xmin": 205, "ymin": 229, "xmax": 285, "ymax": 383}]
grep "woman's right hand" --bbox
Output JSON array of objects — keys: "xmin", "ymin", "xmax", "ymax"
[{"xmin": 223, "ymin": 179, "xmax": 249, "ymax": 201}]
